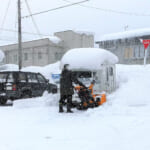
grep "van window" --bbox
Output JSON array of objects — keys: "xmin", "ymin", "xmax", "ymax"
[
  {"xmin": 109, "ymin": 67, "xmax": 113, "ymax": 76},
  {"xmin": 7, "ymin": 73, "xmax": 14, "ymax": 82},
  {"xmin": 0, "ymin": 73, "xmax": 8, "ymax": 83},
  {"xmin": 107, "ymin": 68, "xmax": 109, "ymax": 81},
  {"xmin": 27, "ymin": 74, "xmax": 38, "ymax": 83}
]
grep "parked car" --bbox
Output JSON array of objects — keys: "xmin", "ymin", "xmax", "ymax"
[{"xmin": 0, "ymin": 71, "xmax": 57, "ymax": 105}]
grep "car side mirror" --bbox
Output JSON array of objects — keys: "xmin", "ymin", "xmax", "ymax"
[{"xmin": 46, "ymin": 79, "xmax": 49, "ymax": 83}]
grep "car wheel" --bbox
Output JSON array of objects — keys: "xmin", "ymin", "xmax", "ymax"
[
  {"xmin": 21, "ymin": 90, "xmax": 32, "ymax": 98},
  {"xmin": 0, "ymin": 97, "xmax": 7, "ymax": 105},
  {"xmin": 52, "ymin": 88, "xmax": 57, "ymax": 94}
]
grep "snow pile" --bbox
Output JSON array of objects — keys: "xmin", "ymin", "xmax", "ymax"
[
  {"xmin": 0, "ymin": 62, "xmax": 61, "ymax": 83},
  {"xmin": 0, "ymin": 50, "xmax": 5, "ymax": 62},
  {"xmin": 13, "ymin": 92, "xmax": 59, "ymax": 109},
  {"xmin": 49, "ymin": 36, "xmax": 61, "ymax": 44},
  {"xmin": 0, "ymin": 64, "xmax": 18, "ymax": 71},
  {"xmin": 99, "ymin": 27, "xmax": 150, "ymax": 41},
  {"xmin": 60, "ymin": 48, "xmax": 118, "ymax": 70},
  {"xmin": 1, "ymin": 63, "xmax": 150, "ymax": 150},
  {"xmin": 109, "ymin": 64, "xmax": 150, "ymax": 106},
  {"xmin": 22, "ymin": 61, "xmax": 60, "ymax": 83}
]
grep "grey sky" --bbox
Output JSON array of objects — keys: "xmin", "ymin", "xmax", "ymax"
[{"xmin": 0, "ymin": 0, "xmax": 150, "ymax": 45}]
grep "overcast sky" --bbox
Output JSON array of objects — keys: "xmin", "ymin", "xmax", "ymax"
[{"xmin": 0, "ymin": 0, "xmax": 150, "ymax": 45}]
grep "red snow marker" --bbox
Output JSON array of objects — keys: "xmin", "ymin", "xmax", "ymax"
[{"xmin": 142, "ymin": 39, "xmax": 150, "ymax": 49}]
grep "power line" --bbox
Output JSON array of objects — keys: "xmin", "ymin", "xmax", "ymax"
[
  {"xmin": 0, "ymin": 28, "xmax": 51, "ymax": 36},
  {"xmin": 61, "ymin": 0, "xmax": 150, "ymax": 17},
  {"xmin": 24, "ymin": 0, "xmax": 42, "ymax": 38},
  {"xmin": 0, "ymin": 0, "xmax": 11, "ymax": 34},
  {"xmin": 22, "ymin": 0, "xmax": 89, "ymax": 18},
  {"xmin": 0, "ymin": 38, "xmax": 16, "ymax": 42}
]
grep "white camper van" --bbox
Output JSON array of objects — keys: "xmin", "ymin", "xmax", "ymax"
[{"xmin": 60, "ymin": 48, "xmax": 118, "ymax": 93}]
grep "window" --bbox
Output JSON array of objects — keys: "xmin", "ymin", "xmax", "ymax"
[
  {"xmin": 18, "ymin": 73, "xmax": 26, "ymax": 82},
  {"xmin": 27, "ymin": 74, "xmax": 38, "ymax": 83},
  {"xmin": 7, "ymin": 73, "xmax": 14, "ymax": 82},
  {"xmin": 106, "ymin": 68, "xmax": 109, "ymax": 81},
  {"xmin": 109, "ymin": 67, "xmax": 113, "ymax": 76},
  {"xmin": 55, "ymin": 52, "xmax": 63, "ymax": 60},
  {"xmin": 124, "ymin": 47, "xmax": 133, "ymax": 59},
  {"xmin": 139, "ymin": 46, "xmax": 145, "ymax": 58},
  {"xmin": 24, "ymin": 53, "xmax": 28, "ymax": 61},
  {"xmin": 38, "ymin": 52, "xmax": 42, "ymax": 59},
  {"xmin": 132, "ymin": 45, "xmax": 145, "ymax": 59},
  {"xmin": 37, "ymin": 74, "xmax": 46, "ymax": 83},
  {"xmin": 147, "ymin": 47, "xmax": 150, "ymax": 57},
  {"xmin": 14, "ymin": 55, "xmax": 18, "ymax": 63},
  {"xmin": 134, "ymin": 47, "xmax": 140, "ymax": 58},
  {"xmin": 0, "ymin": 73, "xmax": 8, "ymax": 83}
]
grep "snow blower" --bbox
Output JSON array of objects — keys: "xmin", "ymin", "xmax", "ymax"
[{"xmin": 72, "ymin": 81, "xmax": 106, "ymax": 110}]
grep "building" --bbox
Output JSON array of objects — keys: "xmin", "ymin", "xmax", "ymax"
[
  {"xmin": 96, "ymin": 28, "xmax": 150, "ymax": 64},
  {"xmin": 0, "ymin": 30, "xmax": 94, "ymax": 67}
]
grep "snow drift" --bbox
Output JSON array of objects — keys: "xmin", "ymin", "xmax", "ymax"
[{"xmin": 0, "ymin": 62, "xmax": 150, "ymax": 150}]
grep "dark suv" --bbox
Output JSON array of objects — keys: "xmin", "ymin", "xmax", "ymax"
[{"xmin": 0, "ymin": 71, "xmax": 57, "ymax": 104}]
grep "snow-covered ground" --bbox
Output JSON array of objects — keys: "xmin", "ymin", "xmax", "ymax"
[{"xmin": 0, "ymin": 63, "xmax": 150, "ymax": 150}]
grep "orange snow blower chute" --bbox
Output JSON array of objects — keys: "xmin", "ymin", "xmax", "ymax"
[{"xmin": 74, "ymin": 81, "xmax": 106, "ymax": 108}]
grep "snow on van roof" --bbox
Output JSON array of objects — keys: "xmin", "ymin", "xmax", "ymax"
[
  {"xmin": 98, "ymin": 28, "xmax": 150, "ymax": 41},
  {"xmin": 60, "ymin": 48, "xmax": 118, "ymax": 70}
]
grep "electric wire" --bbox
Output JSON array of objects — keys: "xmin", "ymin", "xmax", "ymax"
[
  {"xmin": 0, "ymin": 0, "xmax": 11, "ymax": 34},
  {"xmin": 0, "ymin": 28, "xmax": 51, "ymax": 36},
  {"xmin": 24, "ymin": 0, "xmax": 42, "ymax": 38},
  {"xmin": 61, "ymin": 0, "xmax": 150, "ymax": 17},
  {"xmin": 22, "ymin": 0, "xmax": 89, "ymax": 18}
]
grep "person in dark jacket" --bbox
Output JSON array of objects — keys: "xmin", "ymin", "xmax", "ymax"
[{"xmin": 59, "ymin": 64, "xmax": 86, "ymax": 113}]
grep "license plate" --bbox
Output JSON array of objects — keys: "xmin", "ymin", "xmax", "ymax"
[{"xmin": 6, "ymin": 86, "xmax": 12, "ymax": 90}]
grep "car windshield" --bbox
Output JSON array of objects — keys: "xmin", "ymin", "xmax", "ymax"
[{"xmin": 0, "ymin": 73, "xmax": 8, "ymax": 83}]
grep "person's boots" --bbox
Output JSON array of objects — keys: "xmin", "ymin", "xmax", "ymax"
[
  {"xmin": 59, "ymin": 104, "xmax": 64, "ymax": 113},
  {"xmin": 67, "ymin": 104, "xmax": 73, "ymax": 113}
]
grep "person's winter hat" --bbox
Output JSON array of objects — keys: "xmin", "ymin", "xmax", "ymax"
[{"xmin": 64, "ymin": 64, "xmax": 70, "ymax": 70}]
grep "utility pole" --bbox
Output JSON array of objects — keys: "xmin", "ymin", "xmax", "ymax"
[{"xmin": 18, "ymin": 0, "xmax": 22, "ymax": 70}]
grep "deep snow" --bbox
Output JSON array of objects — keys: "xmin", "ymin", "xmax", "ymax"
[
  {"xmin": 0, "ymin": 63, "xmax": 150, "ymax": 150},
  {"xmin": 60, "ymin": 48, "xmax": 118, "ymax": 70}
]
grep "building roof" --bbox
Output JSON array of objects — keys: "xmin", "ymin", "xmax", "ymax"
[
  {"xmin": 27, "ymin": 36, "xmax": 61, "ymax": 44},
  {"xmin": 98, "ymin": 28, "xmax": 150, "ymax": 42},
  {"xmin": 0, "ymin": 36, "xmax": 61, "ymax": 48},
  {"xmin": 0, "ymin": 37, "xmax": 62, "ymax": 51}
]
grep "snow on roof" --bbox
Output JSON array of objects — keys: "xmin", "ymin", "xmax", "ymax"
[
  {"xmin": 44, "ymin": 36, "xmax": 61, "ymax": 44},
  {"xmin": 98, "ymin": 28, "xmax": 150, "ymax": 42},
  {"xmin": 60, "ymin": 48, "xmax": 118, "ymax": 70},
  {"xmin": 74, "ymin": 30, "xmax": 94, "ymax": 36},
  {"xmin": 0, "ymin": 36, "xmax": 61, "ymax": 47},
  {"xmin": 23, "ymin": 36, "xmax": 61, "ymax": 44}
]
